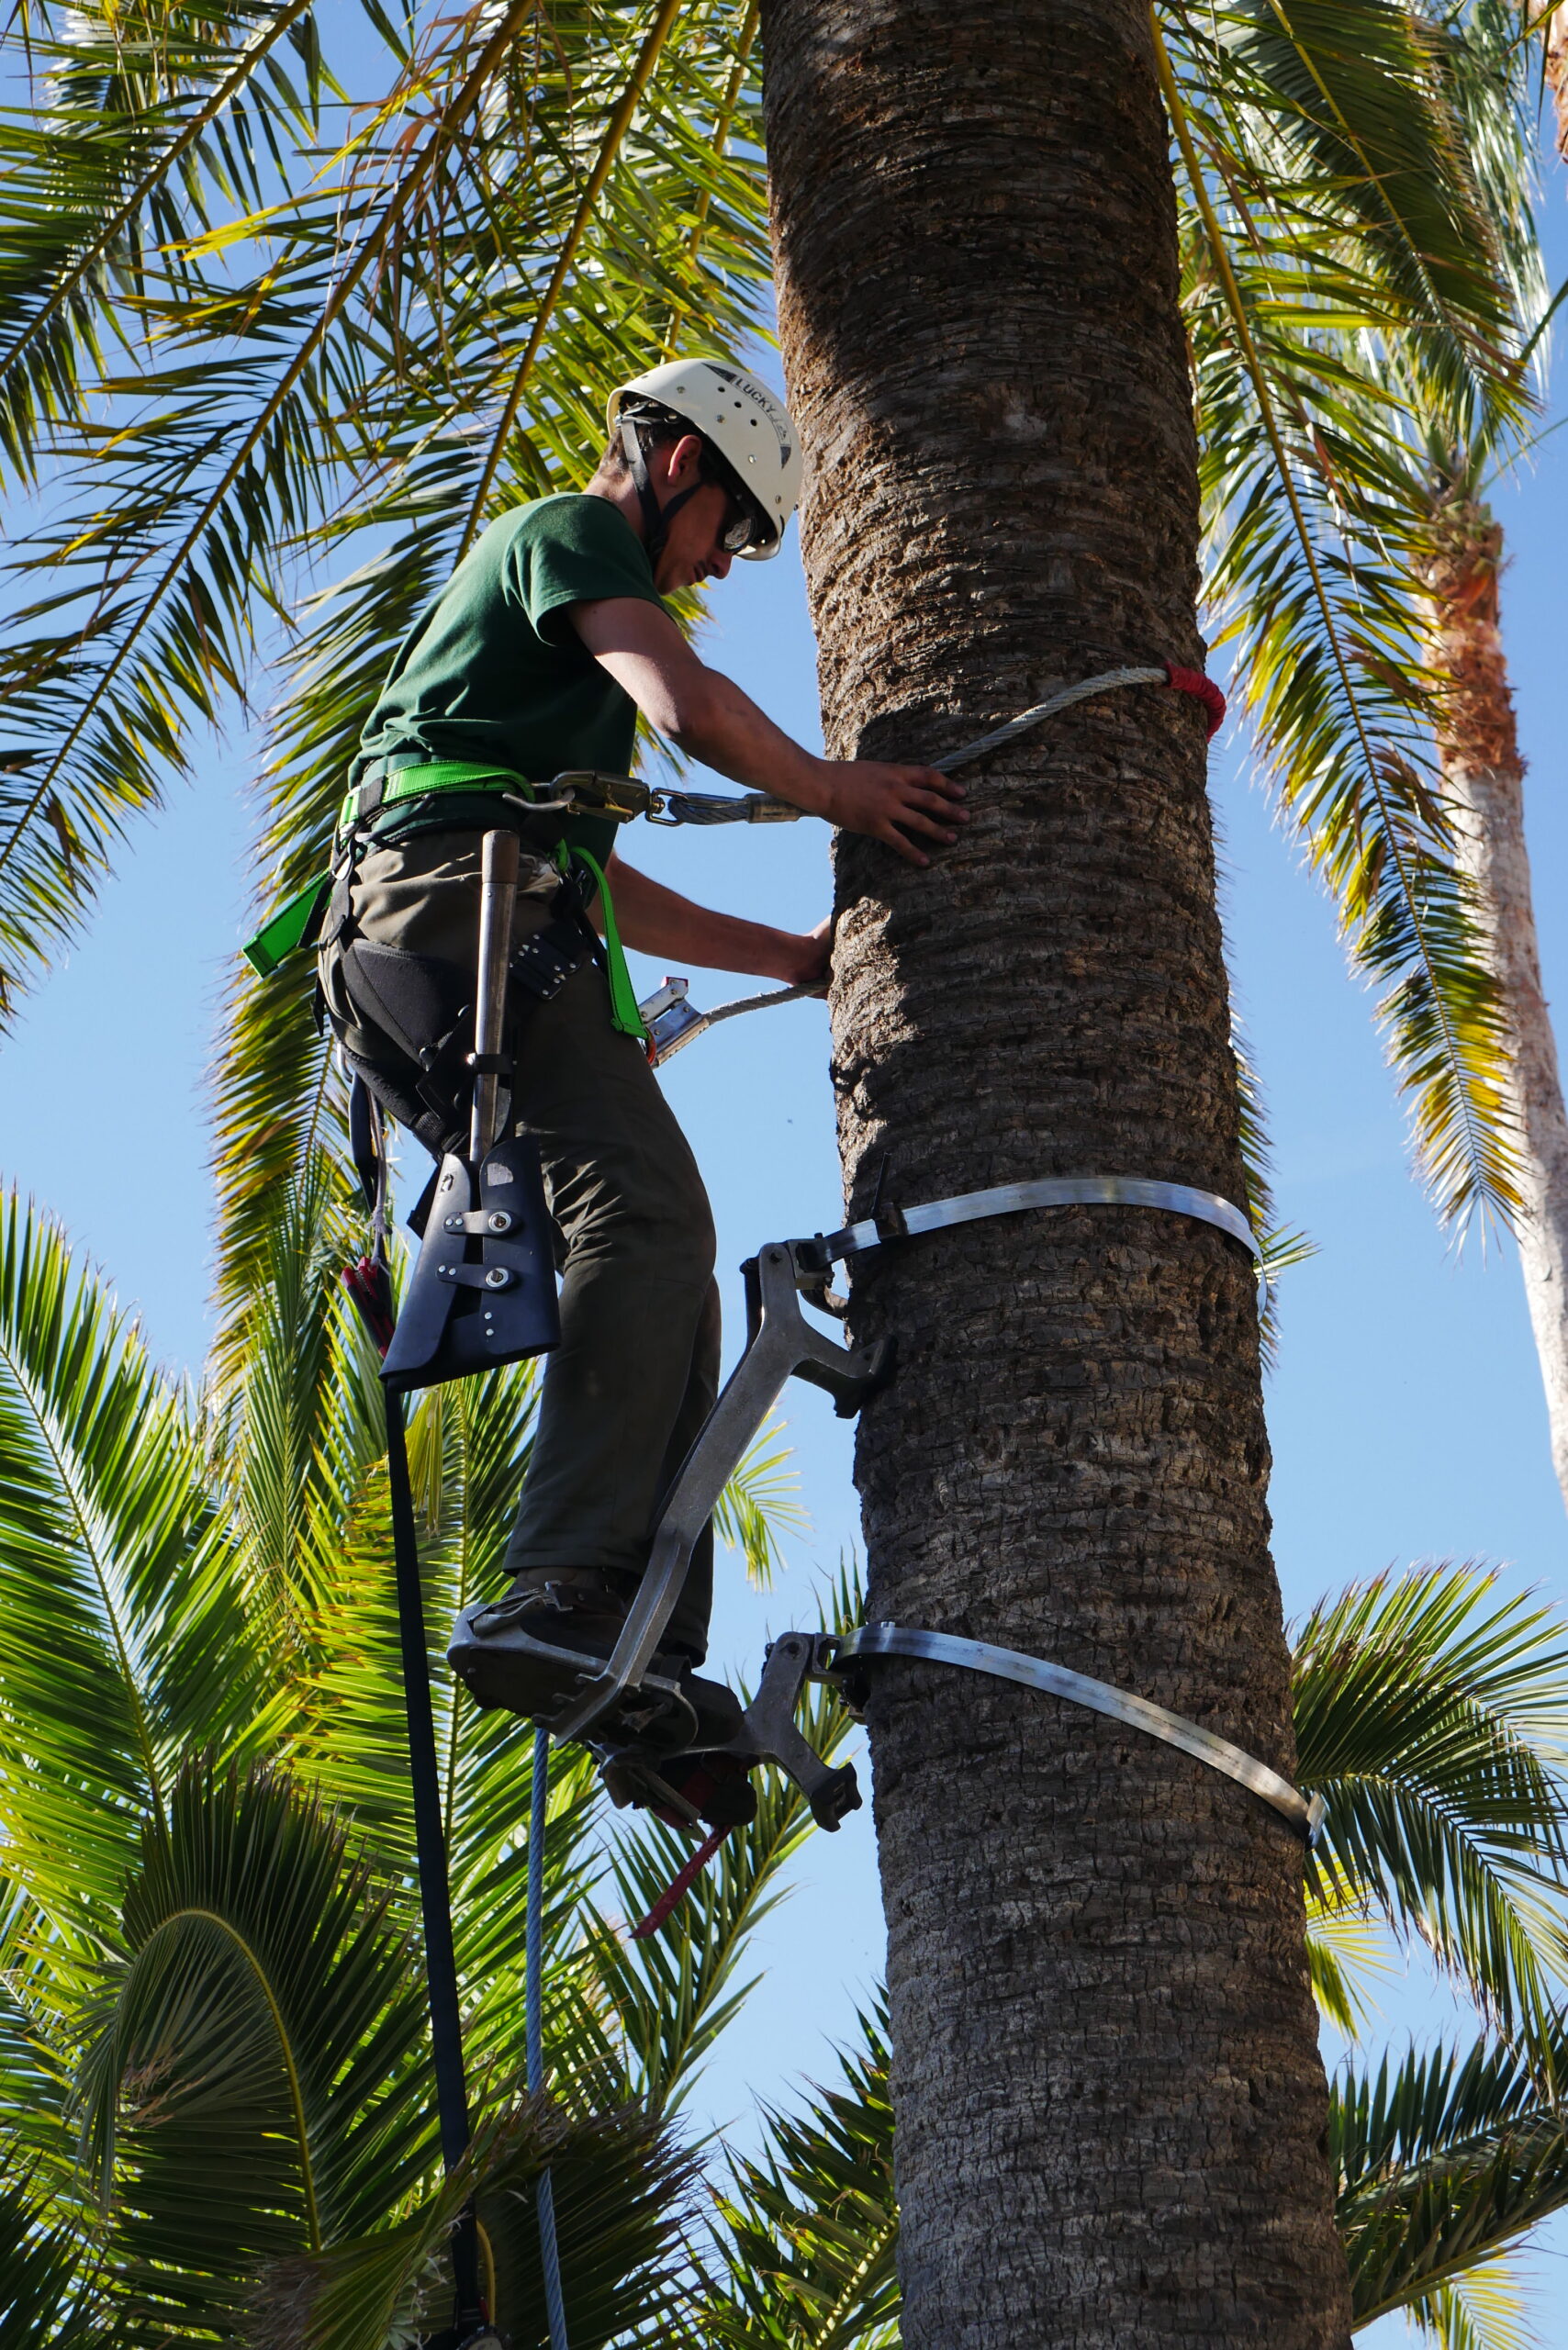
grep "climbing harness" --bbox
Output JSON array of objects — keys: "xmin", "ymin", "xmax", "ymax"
[{"xmin": 242, "ymin": 657, "xmax": 1224, "ymax": 989}]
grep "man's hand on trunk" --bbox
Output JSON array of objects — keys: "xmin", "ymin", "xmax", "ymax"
[{"xmin": 571, "ymin": 594, "xmax": 969, "ymax": 867}]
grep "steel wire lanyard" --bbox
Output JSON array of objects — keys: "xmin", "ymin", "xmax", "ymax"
[{"xmin": 636, "ymin": 661, "xmax": 1227, "ymax": 1060}]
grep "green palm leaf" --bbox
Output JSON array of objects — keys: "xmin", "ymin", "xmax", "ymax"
[
  {"xmin": 255, "ymin": 2093, "xmax": 697, "ymax": 2350},
  {"xmin": 711, "ymin": 1418, "xmax": 809, "ymax": 1589},
  {"xmin": 1157, "ymin": 0, "xmax": 1530, "ymax": 1230},
  {"xmin": 1406, "ymin": 2257, "xmax": 1535, "ymax": 2350},
  {"xmin": 0, "ymin": 1192, "xmax": 269, "ymax": 1959},
  {"xmin": 1294, "ymin": 1564, "xmax": 1568, "ymax": 2055},
  {"xmin": 0, "ymin": 0, "xmax": 768, "ymax": 1047},
  {"xmin": 0, "ymin": 2177, "xmax": 86, "ymax": 2347},
  {"xmin": 75, "ymin": 1760, "xmax": 435, "ymax": 2339},
  {"xmin": 1335, "ymin": 2031, "xmax": 1568, "ymax": 2324},
  {"xmin": 690, "ymin": 1999, "xmax": 900, "ymax": 2350}
]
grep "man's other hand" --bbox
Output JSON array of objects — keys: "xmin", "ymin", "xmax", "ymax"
[
  {"xmin": 777, "ymin": 916, "xmax": 832, "ymax": 990},
  {"xmin": 818, "ymin": 761, "xmax": 968, "ymax": 867}
]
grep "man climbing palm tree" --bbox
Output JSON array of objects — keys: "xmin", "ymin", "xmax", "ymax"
[{"xmin": 319, "ymin": 357, "xmax": 965, "ymax": 1746}]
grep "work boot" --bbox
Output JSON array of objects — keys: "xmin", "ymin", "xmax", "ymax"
[{"xmin": 446, "ymin": 1574, "xmax": 742, "ymax": 1754}]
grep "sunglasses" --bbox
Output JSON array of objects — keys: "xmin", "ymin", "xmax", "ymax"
[{"xmin": 716, "ymin": 488, "xmax": 767, "ymax": 554}]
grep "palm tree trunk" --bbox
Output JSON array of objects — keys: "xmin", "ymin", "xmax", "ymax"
[
  {"xmin": 1424, "ymin": 498, "xmax": 1568, "ymax": 1505},
  {"xmin": 759, "ymin": 0, "xmax": 1351, "ymax": 2342},
  {"xmin": 1547, "ymin": 6, "xmax": 1568, "ymax": 161}
]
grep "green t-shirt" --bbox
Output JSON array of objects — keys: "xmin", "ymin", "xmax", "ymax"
[{"xmin": 354, "ymin": 492, "xmax": 666, "ymax": 861}]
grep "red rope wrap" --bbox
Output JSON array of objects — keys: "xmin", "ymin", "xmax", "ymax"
[
  {"xmin": 631, "ymin": 1822, "xmax": 731, "ymax": 1940},
  {"xmin": 342, "ymin": 1259, "xmax": 398, "ymax": 1355},
  {"xmin": 1162, "ymin": 661, "xmax": 1226, "ymax": 740}
]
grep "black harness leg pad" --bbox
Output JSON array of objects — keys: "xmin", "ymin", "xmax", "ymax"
[
  {"xmin": 382, "ymin": 1134, "xmax": 561, "ymax": 1393},
  {"xmin": 342, "ymin": 940, "xmax": 471, "ymax": 1067}
]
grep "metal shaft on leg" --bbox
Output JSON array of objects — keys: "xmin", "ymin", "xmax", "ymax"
[{"xmin": 470, "ymin": 829, "xmax": 521, "ymax": 1164}]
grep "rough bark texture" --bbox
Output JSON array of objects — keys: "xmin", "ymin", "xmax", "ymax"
[
  {"xmin": 1425, "ymin": 500, "xmax": 1568, "ymax": 1509},
  {"xmin": 1548, "ymin": 4, "xmax": 1568, "ymax": 162},
  {"xmin": 760, "ymin": 1, "xmax": 1352, "ymax": 2342}
]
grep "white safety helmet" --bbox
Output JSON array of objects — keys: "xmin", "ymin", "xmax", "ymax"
[{"xmin": 607, "ymin": 357, "xmax": 801, "ymax": 561}]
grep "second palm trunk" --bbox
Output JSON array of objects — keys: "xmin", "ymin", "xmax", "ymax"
[{"xmin": 759, "ymin": 0, "xmax": 1353, "ymax": 2340}]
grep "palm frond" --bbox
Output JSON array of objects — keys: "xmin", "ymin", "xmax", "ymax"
[
  {"xmin": 0, "ymin": 0, "xmax": 330, "ymax": 483},
  {"xmin": 690, "ymin": 1998, "xmax": 900, "ymax": 2350},
  {"xmin": 255, "ymin": 2093, "xmax": 697, "ymax": 2350},
  {"xmin": 75, "ymin": 1760, "xmax": 434, "ymax": 2340},
  {"xmin": 0, "ymin": 0, "xmax": 769, "ymax": 1062},
  {"xmin": 1165, "ymin": 0, "xmax": 1524, "ymax": 408},
  {"xmin": 1305, "ymin": 1863, "xmax": 1401, "ymax": 2038},
  {"xmin": 1166, "ymin": 41, "xmax": 1523, "ymax": 1231},
  {"xmin": 713, "ymin": 1417, "xmax": 810, "ymax": 1590},
  {"xmin": 0, "ymin": 2175, "xmax": 87, "ymax": 2347},
  {"xmin": 1231, "ymin": 1020, "xmax": 1316, "ymax": 1367},
  {"xmin": 0, "ymin": 1191, "xmax": 266, "ymax": 1961},
  {"xmin": 1155, "ymin": 0, "xmax": 1532, "ymax": 1231},
  {"xmin": 1294, "ymin": 1564, "xmax": 1568, "ymax": 2055},
  {"xmin": 1406, "ymin": 2255, "xmax": 1534, "ymax": 2350},
  {"xmin": 1334, "ymin": 2031, "xmax": 1568, "ymax": 2323}
]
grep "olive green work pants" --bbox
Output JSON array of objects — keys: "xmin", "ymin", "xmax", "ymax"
[{"xmin": 333, "ymin": 831, "xmax": 720, "ymax": 1661}]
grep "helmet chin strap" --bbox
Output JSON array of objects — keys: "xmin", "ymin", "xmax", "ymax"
[{"xmin": 620, "ymin": 417, "xmax": 704, "ymax": 561}]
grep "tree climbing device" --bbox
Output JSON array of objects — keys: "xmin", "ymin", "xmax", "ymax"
[{"xmin": 316, "ymin": 656, "xmax": 1321, "ymax": 2347}]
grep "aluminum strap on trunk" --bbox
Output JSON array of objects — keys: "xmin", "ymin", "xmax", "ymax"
[
  {"xmin": 799, "ymin": 1174, "xmax": 1268, "ymax": 1315},
  {"xmin": 835, "ymin": 1623, "xmax": 1325, "ymax": 1842}
]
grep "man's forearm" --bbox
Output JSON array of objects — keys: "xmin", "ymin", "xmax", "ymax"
[
  {"xmin": 663, "ymin": 669, "xmax": 834, "ymax": 816},
  {"xmin": 571, "ymin": 594, "xmax": 967, "ymax": 863},
  {"xmin": 603, "ymin": 855, "xmax": 822, "ymax": 984}
]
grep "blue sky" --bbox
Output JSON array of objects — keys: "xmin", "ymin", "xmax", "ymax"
[{"xmin": 9, "ymin": 190, "xmax": 1568, "ymax": 2339}]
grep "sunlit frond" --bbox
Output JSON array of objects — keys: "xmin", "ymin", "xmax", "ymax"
[
  {"xmin": 74, "ymin": 1760, "xmax": 435, "ymax": 2340},
  {"xmin": 1335, "ymin": 2031, "xmax": 1568, "ymax": 2325},
  {"xmin": 1294, "ymin": 1563, "xmax": 1568, "ymax": 2057},
  {"xmin": 690, "ymin": 1998, "xmax": 900, "ymax": 2350},
  {"xmin": 713, "ymin": 1416, "xmax": 810, "ymax": 1589},
  {"xmin": 0, "ymin": 1191, "xmax": 269, "ymax": 1965},
  {"xmin": 1157, "ymin": 0, "xmax": 1529, "ymax": 1233},
  {"xmin": 1406, "ymin": 2254, "xmax": 1535, "ymax": 2350},
  {"xmin": 1305, "ymin": 1856, "xmax": 1401, "ymax": 2038}
]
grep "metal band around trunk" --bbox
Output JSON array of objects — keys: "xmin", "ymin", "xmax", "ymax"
[
  {"xmin": 802, "ymin": 1175, "xmax": 1268, "ymax": 1313},
  {"xmin": 835, "ymin": 1624, "xmax": 1325, "ymax": 1842}
]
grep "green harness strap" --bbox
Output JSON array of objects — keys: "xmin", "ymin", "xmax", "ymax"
[
  {"xmin": 242, "ymin": 763, "xmax": 649, "ymax": 1046},
  {"xmin": 564, "ymin": 845, "xmax": 647, "ymax": 1043},
  {"xmin": 242, "ymin": 871, "xmax": 334, "ymax": 979},
  {"xmin": 337, "ymin": 756, "xmax": 529, "ymax": 834}
]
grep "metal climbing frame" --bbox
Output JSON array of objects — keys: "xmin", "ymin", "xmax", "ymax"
[{"xmin": 498, "ymin": 1169, "xmax": 1320, "ymax": 1848}]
